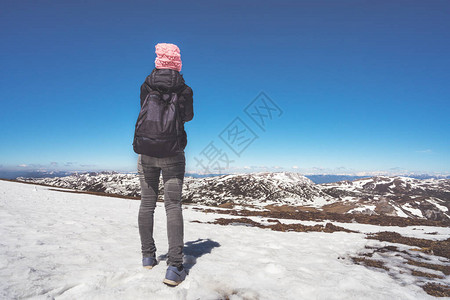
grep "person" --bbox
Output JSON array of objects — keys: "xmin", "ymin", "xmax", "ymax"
[{"xmin": 135, "ymin": 43, "xmax": 194, "ymax": 286}]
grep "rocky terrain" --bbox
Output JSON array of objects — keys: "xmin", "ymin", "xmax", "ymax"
[
  {"xmin": 16, "ymin": 171, "xmax": 450, "ymax": 222},
  {"xmin": 182, "ymin": 172, "xmax": 334, "ymax": 207},
  {"xmin": 17, "ymin": 172, "xmax": 142, "ymax": 197},
  {"xmin": 320, "ymin": 176, "xmax": 450, "ymax": 221}
]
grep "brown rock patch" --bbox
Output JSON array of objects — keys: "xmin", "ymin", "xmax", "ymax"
[{"xmin": 367, "ymin": 231, "xmax": 450, "ymax": 259}]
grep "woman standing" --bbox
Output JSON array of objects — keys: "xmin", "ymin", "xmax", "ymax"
[{"xmin": 133, "ymin": 43, "xmax": 194, "ymax": 286}]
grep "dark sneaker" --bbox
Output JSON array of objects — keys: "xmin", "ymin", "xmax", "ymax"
[
  {"xmin": 142, "ymin": 256, "xmax": 157, "ymax": 269},
  {"xmin": 163, "ymin": 265, "xmax": 187, "ymax": 286}
]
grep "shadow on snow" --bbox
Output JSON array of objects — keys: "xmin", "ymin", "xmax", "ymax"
[{"xmin": 157, "ymin": 238, "xmax": 221, "ymax": 271}]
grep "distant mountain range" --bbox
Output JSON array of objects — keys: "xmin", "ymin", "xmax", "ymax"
[
  {"xmin": 0, "ymin": 170, "xmax": 74, "ymax": 180},
  {"xmin": 3, "ymin": 169, "xmax": 448, "ymax": 182},
  {"xmin": 16, "ymin": 171, "xmax": 449, "ymax": 222}
]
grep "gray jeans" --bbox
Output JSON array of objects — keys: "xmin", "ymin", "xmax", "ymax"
[{"xmin": 137, "ymin": 152, "xmax": 185, "ymax": 267}]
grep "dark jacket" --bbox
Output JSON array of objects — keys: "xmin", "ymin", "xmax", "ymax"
[
  {"xmin": 133, "ymin": 68, "xmax": 194, "ymax": 157},
  {"xmin": 140, "ymin": 68, "xmax": 194, "ymax": 122}
]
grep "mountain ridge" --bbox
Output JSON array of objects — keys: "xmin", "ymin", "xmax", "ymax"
[{"xmin": 16, "ymin": 171, "xmax": 450, "ymax": 222}]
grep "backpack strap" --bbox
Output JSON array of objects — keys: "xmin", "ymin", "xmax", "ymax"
[{"xmin": 170, "ymin": 92, "xmax": 183, "ymax": 138}]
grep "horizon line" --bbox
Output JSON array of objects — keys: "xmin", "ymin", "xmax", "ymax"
[{"xmin": 1, "ymin": 168, "xmax": 449, "ymax": 178}]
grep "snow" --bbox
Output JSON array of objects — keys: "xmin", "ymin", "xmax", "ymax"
[
  {"xmin": 393, "ymin": 205, "xmax": 410, "ymax": 218},
  {"xmin": 0, "ymin": 180, "xmax": 447, "ymax": 300},
  {"xmin": 402, "ymin": 203, "xmax": 424, "ymax": 218},
  {"xmin": 262, "ymin": 195, "xmax": 331, "ymax": 208},
  {"xmin": 308, "ymin": 196, "xmax": 330, "ymax": 207},
  {"xmin": 348, "ymin": 205, "xmax": 377, "ymax": 214},
  {"xmin": 341, "ymin": 196, "xmax": 358, "ymax": 202},
  {"xmin": 427, "ymin": 198, "xmax": 449, "ymax": 212}
]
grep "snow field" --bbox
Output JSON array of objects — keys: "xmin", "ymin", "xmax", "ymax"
[{"xmin": 0, "ymin": 181, "xmax": 446, "ymax": 299}]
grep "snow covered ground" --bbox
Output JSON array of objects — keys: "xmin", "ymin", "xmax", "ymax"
[{"xmin": 0, "ymin": 180, "xmax": 448, "ymax": 300}]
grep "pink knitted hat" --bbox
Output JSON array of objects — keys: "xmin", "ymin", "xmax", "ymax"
[{"xmin": 154, "ymin": 43, "xmax": 182, "ymax": 72}]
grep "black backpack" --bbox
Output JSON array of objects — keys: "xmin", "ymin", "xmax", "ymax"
[{"xmin": 133, "ymin": 90, "xmax": 187, "ymax": 158}]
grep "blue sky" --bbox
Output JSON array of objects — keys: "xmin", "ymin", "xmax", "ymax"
[{"xmin": 1, "ymin": 0, "xmax": 449, "ymax": 176}]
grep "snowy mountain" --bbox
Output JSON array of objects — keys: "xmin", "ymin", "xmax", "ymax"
[
  {"xmin": 18, "ymin": 171, "xmax": 142, "ymax": 197},
  {"xmin": 320, "ymin": 176, "xmax": 450, "ymax": 221},
  {"xmin": 16, "ymin": 172, "xmax": 450, "ymax": 221},
  {"xmin": 17, "ymin": 171, "xmax": 333, "ymax": 207},
  {"xmin": 182, "ymin": 171, "xmax": 334, "ymax": 207},
  {"xmin": 1, "ymin": 179, "xmax": 449, "ymax": 299}
]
